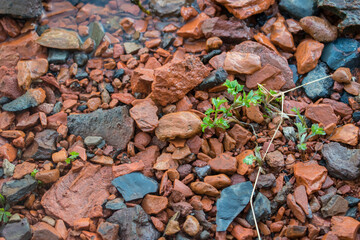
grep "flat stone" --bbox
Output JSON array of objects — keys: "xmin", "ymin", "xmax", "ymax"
[
  {"xmin": 246, "ymin": 192, "xmax": 271, "ymax": 225},
  {"xmin": 177, "ymin": 13, "xmax": 209, "ymax": 39},
  {"xmin": 48, "ymin": 49, "xmax": 69, "ymax": 64},
  {"xmin": 329, "ymin": 124, "xmax": 359, "ymax": 146},
  {"xmin": 130, "ymin": 99, "xmax": 159, "ymax": 132},
  {"xmin": 287, "ymin": 193, "xmax": 306, "ymax": 223},
  {"xmin": 0, "ymin": 0, "xmax": 42, "ymax": 18},
  {"xmin": 1, "ymin": 175, "xmax": 37, "ymax": 204},
  {"xmin": 67, "ymin": 106, "xmax": 134, "ymax": 150},
  {"xmin": 305, "ymin": 104, "xmax": 338, "ymax": 127},
  {"xmin": 88, "ymin": 21, "xmax": 105, "ymax": 48},
  {"xmin": 209, "ymin": 153, "xmax": 237, "ymax": 175},
  {"xmin": 105, "ymin": 198, "xmax": 126, "ymax": 210},
  {"xmin": 149, "ymin": 0, "xmax": 186, "ymax": 17},
  {"xmin": 294, "ymin": 161, "xmax": 327, "ymax": 194},
  {"xmin": 23, "ymin": 129, "xmax": 59, "ymax": 160},
  {"xmin": 216, "ymin": 181, "xmax": 252, "ymax": 231},
  {"xmin": 2, "ymin": 88, "xmax": 46, "ymax": 112},
  {"xmin": 0, "ymin": 218, "xmax": 31, "ymax": 240},
  {"xmin": 107, "ymin": 205, "xmax": 160, "ymax": 240},
  {"xmin": 84, "ymin": 136, "xmax": 103, "ymax": 147},
  {"xmin": 112, "ymin": 172, "xmax": 158, "ymax": 201},
  {"xmin": 300, "ymin": 16, "xmax": 338, "ymax": 42},
  {"xmin": 17, "ymin": 59, "xmax": 48, "ymax": 90},
  {"xmin": 331, "ymin": 216, "xmax": 360, "ymax": 240},
  {"xmin": 322, "ymin": 142, "xmax": 360, "ymax": 180},
  {"xmin": 37, "ymin": 28, "xmax": 81, "ymax": 50},
  {"xmin": 124, "ymin": 42, "xmax": 142, "ymax": 55},
  {"xmin": 141, "ymin": 194, "xmax": 168, "ymax": 215},
  {"xmin": 321, "ymin": 195, "xmax": 349, "ymax": 218},
  {"xmin": 224, "ymin": 52, "xmax": 261, "ymax": 75},
  {"xmin": 279, "ymin": 0, "xmax": 317, "ymax": 19},
  {"xmin": 13, "ymin": 162, "xmax": 36, "ymax": 179}
]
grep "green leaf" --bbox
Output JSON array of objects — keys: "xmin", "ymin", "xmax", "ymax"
[
  {"xmin": 65, "ymin": 158, "xmax": 71, "ymax": 164},
  {"xmin": 311, "ymin": 124, "xmax": 326, "ymax": 136},
  {"xmin": 205, "ymin": 108, "xmax": 215, "ymax": 115},
  {"xmin": 243, "ymin": 155, "xmax": 256, "ymax": 165},
  {"xmin": 297, "ymin": 143, "xmax": 307, "ymax": 151},
  {"xmin": 70, "ymin": 152, "xmax": 79, "ymax": 158},
  {"xmin": 31, "ymin": 169, "xmax": 39, "ymax": 178}
]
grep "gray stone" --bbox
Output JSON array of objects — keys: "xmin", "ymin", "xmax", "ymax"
[
  {"xmin": 67, "ymin": 106, "xmax": 134, "ymax": 150},
  {"xmin": 149, "ymin": 0, "xmax": 186, "ymax": 17},
  {"xmin": 107, "ymin": 205, "xmax": 160, "ymax": 240},
  {"xmin": 271, "ymin": 182, "xmax": 293, "ymax": 213},
  {"xmin": 1, "ymin": 175, "xmax": 37, "ymax": 204},
  {"xmin": 0, "ymin": 0, "xmax": 42, "ymax": 18},
  {"xmin": 257, "ymin": 173, "xmax": 276, "ymax": 188},
  {"xmin": 88, "ymin": 21, "xmax": 105, "ymax": 48},
  {"xmin": 2, "ymin": 91, "xmax": 42, "ymax": 112},
  {"xmin": 346, "ymin": 207, "xmax": 358, "ymax": 218},
  {"xmin": 319, "ymin": 186, "xmax": 337, "ymax": 205},
  {"xmin": 84, "ymin": 136, "xmax": 103, "ymax": 147},
  {"xmin": 302, "ymin": 62, "xmax": 334, "ymax": 100},
  {"xmin": 216, "ymin": 181, "xmax": 253, "ymax": 231},
  {"xmin": 196, "ymin": 68, "xmax": 228, "ymax": 91},
  {"xmin": 194, "ymin": 210, "xmax": 212, "ymax": 230},
  {"xmin": 9, "ymin": 213, "xmax": 21, "ymax": 223},
  {"xmin": 112, "ymin": 172, "xmax": 158, "ymax": 201},
  {"xmin": 345, "ymin": 196, "xmax": 360, "ymax": 207},
  {"xmin": 73, "ymin": 53, "xmax": 88, "ymax": 67},
  {"xmin": 105, "ymin": 198, "xmax": 126, "ymax": 210},
  {"xmin": 279, "ymin": 0, "xmax": 318, "ymax": 19},
  {"xmin": 0, "ymin": 218, "xmax": 31, "ymax": 240},
  {"xmin": 246, "ymin": 192, "xmax": 271, "ymax": 225},
  {"xmin": 283, "ymin": 127, "xmax": 297, "ymax": 143},
  {"xmin": 321, "ymin": 195, "xmax": 349, "ymax": 218},
  {"xmin": 322, "ymin": 142, "xmax": 360, "ymax": 180},
  {"xmin": 194, "ymin": 165, "xmax": 211, "ymax": 180},
  {"xmin": 124, "ymin": 42, "xmax": 142, "ymax": 55},
  {"xmin": 199, "ymin": 231, "xmax": 211, "ymax": 240},
  {"xmin": 3, "ymin": 159, "xmax": 15, "ymax": 177},
  {"xmin": 97, "ymin": 222, "xmax": 119, "ymax": 240},
  {"xmin": 23, "ymin": 130, "xmax": 59, "ymax": 160},
  {"xmin": 48, "ymin": 49, "xmax": 69, "ymax": 64}
]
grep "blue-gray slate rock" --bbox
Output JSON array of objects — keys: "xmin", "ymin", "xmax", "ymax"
[
  {"xmin": 149, "ymin": 0, "xmax": 186, "ymax": 17},
  {"xmin": 1, "ymin": 175, "xmax": 37, "ymax": 204},
  {"xmin": 322, "ymin": 142, "xmax": 360, "ymax": 180},
  {"xmin": 0, "ymin": 0, "xmax": 42, "ymax": 18},
  {"xmin": 105, "ymin": 198, "xmax": 126, "ymax": 210},
  {"xmin": 345, "ymin": 196, "xmax": 360, "ymax": 207},
  {"xmin": 0, "ymin": 218, "xmax": 31, "ymax": 240},
  {"xmin": 107, "ymin": 205, "xmax": 160, "ymax": 240},
  {"xmin": 346, "ymin": 207, "xmax": 358, "ymax": 218},
  {"xmin": 67, "ymin": 106, "xmax": 134, "ymax": 150},
  {"xmin": 195, "ymin": 165, "xmax": 211, "ymax": 180},
  {"xmin": 2, "ymin": 91, "xmax": 42, "ymax": 112},
  {"xmin": 112, "ymin": 172, "xmax": 158, "ymax": 201},
  {"xmin": 196, "ymin": 68, "xmax": 228, "ymax": 91},
  {"xmin": 289, "ymin": 64, "xmax": 299, "ymax": 84},
  {"xmin": 302, "ymin": 62, "xmax": 333, "ymax": 100},
  {"xmin": 23, "ymin": 129, "xmax": 59, "ymax": 160},
  {"xmin": 321, "ymin": 38, "xmax": 360, "ymax": 70},
  {"xmin": 48, "ymin": 49, "xmax": 69, "ymax": 64},
  {"xmin": 88, "ymin": 21, "xmax": 105, "ymax": 48},
  {"xmin": 340, "ymin": 91, "xmax": 355, "ymax": 105},
  {"xmin": 246, "ymin": 192, "xmax": 271, "ymax": 225},
  {"xmin": 216, "ymin": 181, "xmax": 253, "ymax": 231},
  {"xmin": 353, "ymin": 111, "xmax": 360, "ymax": 122},
  {"xmin": 74, "ymin": 52, "xmax": 88, "ymax": 67},
  {"xmin": 279, "ymin": 0, "xmax": 318, "ymax": 19}
]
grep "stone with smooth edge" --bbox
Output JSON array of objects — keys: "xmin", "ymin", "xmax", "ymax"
[
  {"xmin": 295, "ymin": 39, "xmax": 324, "ymax": 74},
  {"xmin": 0, "ymin": 218, "xmax": 31, "ymax": 240},
  {"xmin": 37, "ymin": 28, "xmax": 81, "ymax": 50},
  {"xmin": 223, "ymin": 52, "xmax": 261, "ymax": 75},
  {"xmin": 300, "ymin": 16, "xmax": 338, "ymax": 42}
]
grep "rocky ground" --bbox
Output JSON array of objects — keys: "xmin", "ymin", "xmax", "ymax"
[{"xmin": 0, "ymin": 0, "xmax": 360, "ymax": 239}]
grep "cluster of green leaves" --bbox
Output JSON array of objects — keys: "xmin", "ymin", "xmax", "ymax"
[
  {"xmin": 31, "ymin": 169, "xmax": 42, "ymax": 184},
  {"xmin": 291, "ymin": 107, "xmax": 326, "ymax": 150},
  {"xmin": 243, "ymin": 146, "xmax": 262, "ymax": 166},
  {"xmin": 0, "ymin": 194, "xmax": 11, "ymax": 223},
  {"xmin": 202, "ymin": 80, "xmax": 263, "ymax": 132},
  {"xmin": 66, "ymin": 151, "xmax": 79, "ymax": 164}
]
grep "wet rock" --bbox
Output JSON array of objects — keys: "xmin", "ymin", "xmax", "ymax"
[
  {"xmin": 88, "ymin": 21, "xmax": 105, "ymax": 48},
  {"xmin": 232, "ymin": 41, "xmax": 295, "ymax": 90},
  {"xmin": 194, "ymin": 166, "xmax": 211, "ymax": 180},
  {"xmin": 216, "ymin": 181, "xmax": 252, "ymax": 231},
  {"xmin": 331, "ymin": 216, "xmax": 360, "ymax": 240},
  {"xmin": 321, "ymin": 38, "xmax": 360, "ymax": 70},
  {"xmin": 294, "ymin": 185, "xmax": 310, "ymax": 215},
  {"xmin": 48, "ymin": 49, "xmax": 69, "ymax": 64},
  {"xmin": 0, "ymin": 0, "xmax": 42, "ymax": 18},
  {"xmin": 317, "ymin": 0, "xmax": 360, "ymax": 33},
  {"xmin": 177, "ymin": 12, "xmax": 209, "ymax": 39},
  {"xmin": 228, "ymin": 124, "xmax": 252, "ymax": 147},
  {"xmin": 305, "ymin": 104, "xmax": 338, "ymax": 128},
  {"xmin": 183, "ymin": 215, "xmax": 200, "ymax": 237},
  {"xmin": 295, "ymin": 39, "xmax": 324, "ymax": 74},
  {"xmin": 84, "ymin": 136, "xmax": 103, "ymax": 147},
  {"xmin": 2, "ymin": 88, "xmax": 46, "ymax": 112},
  {"xmin": 294, "ymin": 161, "xmax": 327, "ymax": 194},
  {"xmin": 130, "ymin": 68, "xmax": 154, "ymax": 95},
  {"xmin": 0, "ymin": 143, "xmax": 17, "ymax": 162},
  {"xmin": 73, "ymin": 52, "xmax": 88, "ymax": 67},
  {"xmin": 124, "ymin": 42, "xmax": 142, "ymax": 55},
  {"xmin": 0, "ymin": 66, "xmax": 23, "ymax": 99},
  {"xmin": 190, "ymin": 182, "xmax": 219, "ymax": 197},
  {"xmin": 323, "ymin": 98, "xmax": 353, "ymax": 117},
  {"xmin": 201, "ymin": 17, "xmax": 254, "ymax": 43},
  {"xmin": 285, "ymin": 225, "xmax": 307, "ymax": 238},
  {"xmin": 155, "ymin": 111, "xmax": 202, "ymax": 141},
  {"xmin": 223, "ymin": 52, "xmax": 261, "ymax": 75},
  {"xmin": 287, "ymin": 193, "xmax": 306, "ymax": 223},
  {"xmin": 300, "ymin": 16, "xmax": 338, "ymax": 42},
  {"xmin": 152, "ymin": 55, "xmax": 210, "ymax": 106},
  {"xmin": 231, "ymin": 225, "xmax": 253, "ymax": 239},
  {"xmin": 97, "ymin": 222, "xmax": 119, "ymax": 240},
  {"xmin": 279, "ymin": 0, "xmax": 317, "ymax": 19},
  {"xmin": 345, "ymin": 196, "xmax": 360, "ymax": 207},
  {"xmin": 204, "ymin": 174, "xmax": 231, "ymax": 189},
  {"xmin": 23, "ymin": 129, "xmax": 59, "ymax": 160},
  {"xmin": 13, "ymin": 162, "xmax": 36, "ymax": 179},
  {"xmin": 257, "ymin": 173, "xmax": 276, "ymax": 188},
  {"xmin": 1, "ymin": 175, "xmax": 37, "ymax": 204},
  {"xmin": 130, "ymin": 99, "xmax": 159, "ymax": 132},
  {"xmin": 17, "ymin": 59, "xmax": 48, "ymax": 91},
  {"xmin": 32, "ymin": 222, "xmax": 62, "ymax": 240},
  {"xmin": 201, "ymin": 49, "xmax": 222, "ymax": 64},
  {"xmin": 214, "ymin": 0, "xmax": 274, "ymax": 20},
  {"xmin": 112, "ymin": 172, "xmax": 158, "ymax": 201},
  {"xmin": 245, "ymin": 64, "xmax": 285, "ymax": 90},
  {"xmin": 37, "ymin": 28, "xmax": 81, "ymax": 50},
  {"xmin": 246, "ymin": 192, "xmax": 271, "ymax": 225},
  {"xmin": 209, "ymin": 153, "xmax": 237, "ymax": 175},
  {"xmin": 302, "ymin": 62, "xmax": 334, "ymax": 100},
  {"xmin": 196, "ymin": 68, "xmax": 228, "ymax": 91},
  {"xmin": 329, "ymin": 124, "xmax": 359, "ymax": 146},
  {"xmin": 322, "ymin": 142, "xmax": 360, "ymax": 180},
  {"xmin": 142, "ymin": 194, "xmax": 168, "ymax": 215},
  {"xmin": 0, "ymin": 218, "xmax": 31, "ymax": 240},
  {"xmin": 321, "ymin": 195, "xmax": 349, "ymax": 218},
  {"xmin": 67, "ymin": 106, "xmax": 134, "ymax": 150},
  {"xmin": 266, "ymin": 150, "xmax": 284, "ymax": 168},
  {"xmin": 105, "ymin": 198, "xmax": 126, "ymax": 210},
  {"xmin": 150, "ymin": 0, "xmax": 186, "ymax": 17},
  {"xmin": 41, "ymin": 163, "xmax": 112, "ymax": 226},
  {"xmin": 35, "ymin": 169, "xmax": 60, "ymax": 184},
  {"xmin": 107, "ymin": 205, "xmax": 160, "ymax": 240},
  {"xmin": 270, "ymin": 15, "xmax": 296, "ymax": 52}
]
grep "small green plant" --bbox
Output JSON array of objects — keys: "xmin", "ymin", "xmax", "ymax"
[
  {"xmin": 31, "ymin": 169, "xmax": 39, "ymax": 178},
  {"xmin": 0, "ymin": 194, "xmax": 11, "ymax": 223},
  {"xmin": 202, "ymin": 80, "xmax": 262, "ymax": 132},
  {"xmin": 243, "ymin": 146, "xmax": 262, "ymax": 166},
  {"xmin": 66, "ymin": 151, "xmax": 79, "ymax": 164},
  {"xmin": 291, "ymin": 107, "xmax": 326, "ymax": 151}
]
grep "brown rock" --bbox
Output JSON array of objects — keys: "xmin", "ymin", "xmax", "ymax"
[
  {"xmin": 228, "ymin": 124, "xmax": 252, "ymax": 147},
  {"xmin": 265, "ymin": 150, "xmax": 284, "ymax": 168},
  {"xmin": 97, "ymin": 222, "xmax": 119, "ymax": 240},
  {"xmin": 37, "ymin": 28, "xmax": 81, "ymax": 50},
  {"xmin": 180, "ymin": 6, "xmax": 198, "ymax": 21},
  {"xmin": 130, "ymin": 99, "xmax": 159, "ymax": 132},
  {"xmin": 300, "ymin": 16, "xmax": 338, "ymax": 42},
  {"xmin": 305, "ymin": 104, "xmax": 338, "ymax": 127},
  {"xmin": 329, "ymin": 124, "xmax": 359, "ymax": 146},
  {"xmin": 90, "ymin": 155, "xmax": 114, "ymax": 165},
  {"xmin": 344, "ymin": 81, "xmax": 360, "ymax": 95},
  {"xmin": 332, "ymin": 67, "xmax": 352, "ymax": 84},
  {"xmin": 245, "ymin": 64, "xmax": 285, "ymax": 90},
  {"xmin": 231, "ymin": 224, "xmax": 254, "ymax": 240},
  {"xmin": 134, "ymin": 132, "xmax": 152, "ymax": 148},
  {"xmin": 0, "ymin": 17, "xmax": 20, "ymax": 38},
  {"xmin": 236, "ymin": 150, "xmax": 255, "ymax": 175},
  {"xmin": 0, "ymin": 143, "xmax": 16, "ymax": 162},
  {"xmin": 287, "ymin": 194, "xmax": 306, "ymax": 223},
  {"xmin": 130, "ymin": 145, "xmax": 160, "ymax": 177},
  {"xmin": 254, "ymin": 32, "xmax": 280, "ymax": 55},
  {"xmin": 323, "ymin": 98, "xmax": 353, "ymax": 117},
  {"xmin": 112, "ymin": 161, "xmax": 145, "ymax": 178},
  {"xmin": 0, "ymin": 111, "xmax": 15, "ymax": 130},
  {"xmin": 177, "ymin": 12, "xmax": 209, "ymax": 39},
  {"xmin": 183, "ymin": 215, "xmax": 200, "ymax": 237},
  {"xmin": 209, "ymin": 153, "xmax": 237, "ymax": 175},
  {"xmin": 285, "ymin": 225, "xmax": 307, "ymax": 238},
  {"xmin": 204, "ymin": 174, "xmax": 232, "ymax": 189},
  {"xmin": 223, "ymin": 52, "xmax": 261, "ymax": 75},
  {"xmin": 294, "ymin": 161, "xmax": 327, "ymax": 195},
  {"xmin": 35, "ymin": 169, "xmax": 60, "ymax": 184},
  {"xmin": 130, "ymin": 68, "xmax": 154, "ymax": 95},
  {"xmin": 270, "ymin": 15, "xmax": 296, "ymax": 52},
  {"xmin": 0, "ymin": 66, "xmax": 23, "ymax": 99},
  {"xmin": 73, "ymin": 218, "xmax": 90, "ymax": 230},
  {"xmin": 52, "ymin": 149, "xmax": 67, "ymax": 163},
  {"xmin": 31, "ymin": 222, "xmax": 62, "ymax": 240},
  {"xmin": 190, "ymin": 182, "xmax": 220, "ymax": 197},
  {"xmin": 286, "ymin": 19, "xmax": 302, "ymax": 34},
  {"xmin": 13, "ymin": 162, "xmax": 36, "ymax": 179},
  {"xmin": 294, "ymin": 185, "xmax": 310, "ymax": 215},
  {"xmin": 153, "ymin": 153, "xmax": 178, "ymax": 171},
  {"xmin": 206, "ymin": 36, "xmax": 223, "ymax": 50},
  {"xmin": 331, "ymin": 216, "xmax": 360, "ymax": 240},
  {"xmin": 41, "ymin": 163, "xmax": 112, "ymax": 226},
  {"xmin": 111, "ymin": 92, "xmax": 135, "ymax": 105},
  {"xmin": 142, "ymin": 194, "xmax": 168, "ymax": 215},
  {"xmin": 155, "ymin": 111, "xmax": 202, "ymax": 141},
  {"xmin": 87, "ymin": 98, "xmax": 101, "ymax": 112},
  {"xmin": 295, "ymin": 39, "xmax": 324, "ymax": 74},
  {"xmin": 223, "ymin": 133, "xmax": 236, "ymax": 152},
  {"xmin": 215, "ymin": 0, "xmax": 274, "ymax": 20},
  {"xmin": 152, "ymin": 55, "xmax": 210, "ymax": 106},
  {"xmin": 55, "ymin": 220, "xmax": 68, "ymax": 240},
  {"xmin": 17, "ymin": 58, "xmax": 48, "ymax": 90}
]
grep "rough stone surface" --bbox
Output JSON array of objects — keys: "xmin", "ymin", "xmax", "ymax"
[
  {"xmin": 294, "ymin": 161, "xmax": 327, "ymax": 195},
  {"xmin": 305, "ymin": 104, "xmax": 338, "ymax": 127},
  {"xmin": 17, "ymin": 59, "xmax": 49, "ymax": 91},
  {"xmin": 31, "ymin": 222, "xmax": 61, "ymax": 240},
  {"xmin": 270, "ymin": 15, "xmax": 296, "ymax": 52},
  {"xmin": 107, "ymin": 205, "xmax": 160, "ymax": 240},
  {"xmin": 97, "ymin": 222, "xmax": 119, "ymax": 240},
  {"xmin": 41, "ymin": 163, "xmax": 113, "ymax": 226},
  {"xmin": 2, "ymin": 88, "xmax": 46, "ymax": 112},
  {"xmin": 300, "ymin": 16, "xmax": 338, "ymax": 42},
  {"xmin": 37, "ymin": 28, "xmax": 81, "ymax": 50},
  {"xmin": 1, "ymin": 175, "xmax": 37, "ymax": 204},
  {"xmin": 209, "ymin": 153, "xmax": 237, "ymax": 175},
  {"xmin": 246, "ymin": 192, "xmax": 271, "ymax": 225},
  {"xmin": 67, "ymin": 106, "xmax": 134, "ymax": 150},
  {"xmin": 322, "ymin": 142, "xmax": 360, "ymax": 180},
  {"xmin": 279, "ymin": 0, "xmax": 317, "ymax": 19},
  {"xmin": 149, "ymin": 0, "xmax": 186, "ymax": 17},
  {"xmin": 331, "ymin": 216, "xmax": 360, "ymax": 240},
  {"xmin": 0, "ymin": 0, "xmax": 42, "ymax": 18},
  {"xmin": 130, "ymin": 99, "xmax": 159, "ymax": 132},
  {"xmin": 302, "ymin": 63, "xmax": 334, "ymax": 100},
  {"xmin": 0, "ymin": 218, "xmax": 31, "ymax": 240},
  {"xmin": 329, "ymin": 124, "xmax": 359, "ymax": 146},
  {"xmin": 321, "ymin": 195, "xmax": 349, "ymax": 218},
  {"xmin": 23, "ymin": 129, "xmax": 59, "ymax": 160},
  {"xmin": 223, "ymin": 52, "xmax": 261, "ymax": 75},
  {"xmin": 216, "ymin": 181, "xmax": 252, "ymax": 231},
  {"xmin": 295, "ymin": 39, "xmax": 324, "ymax": 74}
]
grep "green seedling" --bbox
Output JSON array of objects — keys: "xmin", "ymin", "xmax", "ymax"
[
  {"xmin": 243, "ymin": 146, "xmax": 263, "ymax": 166},
  {"xmin": 291, "ymin": 107, "xmax": 326, "ymax": 151},
  {"xmin": 0, "ymin": 194, "xmax": 11, "ymax": 223},
  {"xmin": 66, "ymin": 151, "xmax": 79, "ymax": 164},
  {"xmin": 31, "ymin": 169, "xmax": 42, "ymax": 184}
]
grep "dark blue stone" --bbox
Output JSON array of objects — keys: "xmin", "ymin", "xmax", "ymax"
[
  {"xmin": 112, "ymin": 172, "xmax": 158, "ymax": 201},
  {"xmin": 201, "ymin": 49, "xmax": 222, "ymax": 64},
  {"xmin": 196, "ymin": 68, "xmax": 228, "ymax": 91},
  {"xmin": 1, "ymin": 175, "xmax": 37, "ymax": 204},
  {"xmin": 105, "ymin": 198, "xmax": 126, "ymax": 210},
  {"xmin": 160, "ymin": 33, "xmax": 175, "ymax": 49},
  {"xmin": 345, "ymin": 207, "xmax": 358, "ymax": 218},
  {"xmin": 0, "ymin": 218, "xmax": 31, "ymax": 240},
  {"xmin": 77, "ymin": 104, "xmax": 87, "ymax": 112},
  {"xmin": 302, "ymin": 62, "xmax": 333, "ymax": 100},
  {"xmin": 113, "ymin": 69, "xmax": 125, "ymax": 79},
  {"xmin": 246, "ymin": 192, "xmax": 271, "ymax": 225},
  {"xmin": 105, "ymin": 83, "xmax": 114, "ymax": 93},
  {"xmin": 321, "ymin": 38, "xmax": 360, "ymax": 70},
  {"xmin": 0, "ymin": 97, "xmax": 11, "ymax": 105},
  {"xmin": 74, "ymin": 52, "xmax": 88, "ymax": 67},
  {"xmin": 279, "ymin": 0, "xmax": 318, "ymax": 19},
  {"xmin": 75, "ymin": 69, "xmax": 89, "ymax": 80},
  {"xmin": 48, "ymin": 48, "xmax": 69, "ymax": 64},
  {"xmin": 289, "ymin": 64, "xmax": 299, "ymax": 84},
  {"xmin": 340, "ymin": 91, "xmax": 355, "ymax": 104},
  {"xmin": 345, "ymin": 196, "xmax": 360, "ymax": 207},
  {"xmin": 353, "ymin": 111, "xmax": 360, "ymax": 122},
  {"xmin": 195, "ymin": 165, "xmax": 211, "ymax": 180},
  {"xmin": 2, "ymin": 91, "xmax": 40, "ymax": 112},
  {"xmin": 36, "ymin": 25, "xmax": 49, "ymax": 36}
]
